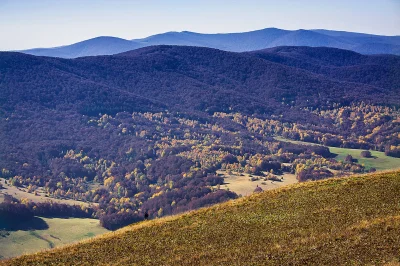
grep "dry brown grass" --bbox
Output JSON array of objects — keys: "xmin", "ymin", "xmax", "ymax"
[
  {"xmin": 3, "ymin": 170, "xmax": 400, "ymax": 265},
  {"xmin": 216, "ymin": 170, "xmax": 298, "ymax": 196}
]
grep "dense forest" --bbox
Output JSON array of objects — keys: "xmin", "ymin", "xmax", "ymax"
[{"xmin": 0, "ymin": 46, "xmax": 399, "ymax": 229}]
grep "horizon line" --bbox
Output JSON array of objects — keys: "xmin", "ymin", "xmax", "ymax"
[{"xmin": 6, "ymin": 27, "xmax": 400, "ymax": 52}]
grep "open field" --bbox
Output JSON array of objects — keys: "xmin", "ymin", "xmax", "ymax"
[
  {"xmin": 0, "ymin": 178, "xmax": 94, "ymax": 207},
  {"xmin": 329, "ymin": 147, "xmax": 400, "ymax": 171},
  {"xmin": 275, "ymin": 136, "xmax": 400, "ymax": 171},
  {"xmin": 216, "ymin": 170, "xmax": 298, "ymax": 196},
  {"xmin": 4, "ymin": 170, "xmax": 400, "ymax": 265},
  {"xmin": 0, "ymin": 217, "xmax": 108, "ymax": 259}
]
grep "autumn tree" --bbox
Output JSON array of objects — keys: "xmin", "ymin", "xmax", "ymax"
[{"xmin": 360, "ymin": 151, "xmax": 372, "ymax": 158}]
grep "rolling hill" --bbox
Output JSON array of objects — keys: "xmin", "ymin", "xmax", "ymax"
[
  {"xmin": 1, "ymin": 45, "xmax": 399, "ymax": 179},
  {"xmin": 3, "ymin": 170, "xmax": 400, "ymax": 265},
  {"xmin": 17, "ymin": 28, "xmax": 400, "ymax": 58},
  {"xmin": 2, "ymin": 45, "xmax": 399, "ymax": 115},
  {"xmin": 247, "ymin": 46, "xmax": 400, "ymax": 90}
]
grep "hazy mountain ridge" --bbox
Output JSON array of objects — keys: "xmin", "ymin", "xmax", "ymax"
[
  {"xmin": 16, "ymin": 28, "xmax": 400, "ymax": 58},
  {"xmin": 21, "ymin": 37, "xmax": 142, "ymax": 58}
]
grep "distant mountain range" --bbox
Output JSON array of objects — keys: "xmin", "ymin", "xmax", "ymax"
[
  {"xmin": 17, "ymin": 28, "xmax": 400, "ymax": 58},
  {"xmin": 3, "ymin": 45, "xmax": 399, "ymax": 117}
]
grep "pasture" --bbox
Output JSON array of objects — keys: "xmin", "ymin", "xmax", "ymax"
[
  {"xmin": 0, "ymin": 217, "xmax": 108, "ymax": 259},
  {"xmin": 275, "ymin": 137, "xmax": 400, "ymax": 171}
]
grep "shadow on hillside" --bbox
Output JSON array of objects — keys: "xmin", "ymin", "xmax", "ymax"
[
  {"xmin": 332, "ymin": 153, "xmax": 338, "ymax": 158},
  {"xmin": 0, "ymin": 216, "xmax": 49, "ymax": 232}
]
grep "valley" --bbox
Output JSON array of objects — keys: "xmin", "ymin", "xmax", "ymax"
[
  {"xmin": 1, "ymin": 1, "xmax": 399, "ymax": 264},
  {"xmin": 0, "ymin": 45, "xmax": 399, "ymax": 255}
]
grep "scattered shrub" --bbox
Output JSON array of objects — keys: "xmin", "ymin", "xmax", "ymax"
[{"xmin": 360, "ymin": 150, "xmax": 372, "ymax": 158}]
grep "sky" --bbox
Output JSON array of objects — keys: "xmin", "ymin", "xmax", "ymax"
[{"xmin": 0, "ymin": 0, "xmax": 399, "ymax": 51}]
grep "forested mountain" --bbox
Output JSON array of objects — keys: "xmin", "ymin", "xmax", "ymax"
[
  {"xmin": 248, "ymin": 46, "xmax": 400, "ymax": 90},
  {"xmin": 1, "ymin": 45, "xmax": 399, "ymax": 229},
  {"xmin": 3, "ymin": 45, "xmax": 399, "ymax": 115},
  {"xmin": 18, "ymin": 28, "xmax": 400, "ymax": 58}
]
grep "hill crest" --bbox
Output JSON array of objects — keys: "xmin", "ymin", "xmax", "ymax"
[{"xmin": 4, "ymin": 170, "xmax": 400, "ymax": 265}]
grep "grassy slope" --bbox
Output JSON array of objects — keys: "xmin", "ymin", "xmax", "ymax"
[
  {"xmin": 0, "ymin": 218, "xmax": 108, "ymax": 259},
  {"xmin": 275, "ymin": 136, "xmax": 400, "ymax": 171},
  {"xmin": 3, "ymin": 171, "xmax": 400, "ymax": 266}
]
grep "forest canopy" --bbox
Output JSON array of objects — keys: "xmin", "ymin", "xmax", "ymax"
[{"xmin": 1, "ymin": 46, "xmax": 399, "ymax": 229}]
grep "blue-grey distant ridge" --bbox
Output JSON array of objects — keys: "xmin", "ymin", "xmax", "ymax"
[{"xmin": 17, "ymin": 28, "xmax": 400, "ymax": 58}]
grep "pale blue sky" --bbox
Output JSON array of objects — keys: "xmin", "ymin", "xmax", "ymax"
[{"xmin": 0, "ymin": 0, "xmax": 399, "ymax": 50}]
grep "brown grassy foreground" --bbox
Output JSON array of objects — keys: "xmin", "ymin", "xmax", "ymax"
[{"xmin": 3, "ymin": 171, "xmax": 400, "ymax": 265}]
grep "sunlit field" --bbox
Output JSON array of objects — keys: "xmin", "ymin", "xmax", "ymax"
[{"xmin": 0, "ymin": 217, "xmax": 108, "ymax": 259}]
